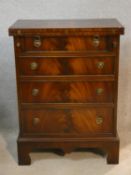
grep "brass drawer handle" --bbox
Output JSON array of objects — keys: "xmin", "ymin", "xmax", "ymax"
[
  {"xmin": 96, "ymin": 88, "xmax": 104, "ymax": 95},
  {"xmin": 97, "ymin": 61, "xmax": 105, "ymax": 69},
  {"xmin": 32, "ymin": 89, "xmax": 39, "ymax": 96},
  {"xmin": 33, "ymin": 117, "xmax": 40, "ymax": 125},
  {"xmin": 33, "ymin": 36, "xmax": 42, "ymax": 48},
  {"xmin": 96, "ymin": 116, "xmax": 103, "ymax": 125},
  {"xmin": 30, "ymin": 62, "xmax": 38, "ymax": 70},
  {"xmin": 93, "ymin": 36, "xmax": 100, "ymax": 47}
]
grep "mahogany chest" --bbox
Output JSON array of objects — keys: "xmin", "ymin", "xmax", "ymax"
[{"xmin": 9, "ymin": 19, "xmax": 124, "ymax": 165}]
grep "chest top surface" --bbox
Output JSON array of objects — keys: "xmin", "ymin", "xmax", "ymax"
[{"xmin": 9, "ymin": 19, "xmax": 124, "ymax": 36}]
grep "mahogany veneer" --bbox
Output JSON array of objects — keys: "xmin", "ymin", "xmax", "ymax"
[{"xmin": 9, "ymin": 19, "xmax": 124, "ymax": 165}]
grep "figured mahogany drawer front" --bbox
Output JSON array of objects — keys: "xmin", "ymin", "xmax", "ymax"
[
  {"xmin": 18, "ymin": 57, "xmax": 114, "ymax": 76},
  {"xmin": 19, "ymin": 81, "xmax": 114, "ymax": 103},
  {"xmin": 20, "ymin": 36, "xmax": 115, "ymax": 52},
  {"xmin": 21, "ymin": 107, "xmax": 113, "ymax": 135}
]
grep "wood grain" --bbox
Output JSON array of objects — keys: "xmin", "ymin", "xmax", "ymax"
[
  {"xmin": 18, "ymin": 56, "xmax": 114, "ymax": 76},
  {"xmin": 15, "ymin": 36, "xmax": 118, "ymax": 52},
  {"xmin": 21, "ymin": 107, "xmax": 113, "ymax": 135},
  {"xmin": 19, "ymin": 81, "xmax": 114, "ymax": 103},
  {"xmin": 9, "ymin": 19, "xmax": 124, "ymax": 165}
]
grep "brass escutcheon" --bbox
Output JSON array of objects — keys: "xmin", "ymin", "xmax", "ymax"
[
  {"xmin": 33, "ymin": 117, "xmax": 40, "ymax": 125},
  {"xmin": 32, "ymin": 89, "xmax": 39, "ymax": 96},
  {"xmin": 96, "ymin": 116, "xmax": 103, "ymax": 125},
  {"xmin": 16, "ymin": 42, "xmax": 20, "ymax": 47},
  {"xmin": 30, "ymin": 62, "xmax": 38, "ymax": 70},
  {"xmin": 96, "ymin": 88, "xmax": 104, "ymax": 95},
  {"xmin": 17, "ymin": 30, "xmax": 22, "ymax": 35},
  {"xmin": 97, "ymin": 61, "xmax": 105, "ymax": 69}
]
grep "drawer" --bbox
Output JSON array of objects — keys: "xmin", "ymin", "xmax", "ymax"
[
  {"xmin": 21, "ymin": 107, "xmax": 114, "ymax": 135},
  {"xmin": 19, "ymin": 36, "xmax": 115, "ymax": 52},
  {"xmin": 18, "ymin": 56, "xmax": 114, "ymax": 76},
  {"xmin": 19, "ymin": 81, "xmax": 114, "ymax": 103}
]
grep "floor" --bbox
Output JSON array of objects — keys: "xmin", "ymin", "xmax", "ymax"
[{"xmin": 0, "ymin": 130, "xmax": 131, "ymax": 175}]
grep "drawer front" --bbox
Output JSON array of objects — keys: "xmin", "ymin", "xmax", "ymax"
[
  {"xmin": 19, "ymin": 81, "xmax": 114, "ymax": 103},
  {"xmin": 21, "ymin": 107, "xmax": 114, "ymax": 135},
  {"xmin": 20, "ymin": 36, "xmax": 115, "ymax": 52},
  {"xmin": 18, "ymin": 57, "xmax": 114, "ymax": 76}
]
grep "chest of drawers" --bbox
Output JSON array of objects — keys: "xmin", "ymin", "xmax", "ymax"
[{"xmin": 9, "ymin": 19, "xmax": 124, "ymax": 165}]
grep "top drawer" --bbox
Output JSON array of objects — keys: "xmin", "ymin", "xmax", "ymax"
[{"xmin": 16, "ymin": 36, "xmax": 118, "ymax": 53}]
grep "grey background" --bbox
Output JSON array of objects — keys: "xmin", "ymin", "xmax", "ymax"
[{"xmin": 0, "ymin": 0, "xmax": 130, "ymax": 134}]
